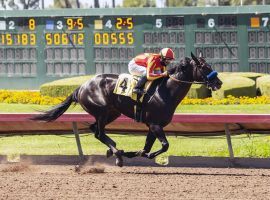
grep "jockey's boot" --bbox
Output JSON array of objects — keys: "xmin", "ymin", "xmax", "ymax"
[{"xmin": 133, "ymin": 75, "xmax": 147, "ymax": 95}]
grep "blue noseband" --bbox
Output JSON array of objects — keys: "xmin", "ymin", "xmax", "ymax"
[{"xmin": 207, "ymin": 71, "xmax": 218, "ymax": 80}]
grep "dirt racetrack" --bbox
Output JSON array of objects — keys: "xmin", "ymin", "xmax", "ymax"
[{"xmin": 0, "ymin": 163, "xmax": 270, "ymax": 200}]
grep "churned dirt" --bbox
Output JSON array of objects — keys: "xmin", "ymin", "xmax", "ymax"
[{"xmin": 0, "ymin": 162, "xmax": 269, "ymax": 200}]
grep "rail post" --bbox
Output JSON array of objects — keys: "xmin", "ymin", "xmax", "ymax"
[
  {"xmin": 72, "ymin": 122, "xmax": 84, "ymax": 161},
  {"xmin": 224, "ymin": 123, "xmax": 234, "ymax": 161}
]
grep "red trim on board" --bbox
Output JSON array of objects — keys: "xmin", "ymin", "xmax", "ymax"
[{"xmin": 0, "ymin": 113, "xmax": 269, "ymax": 123}]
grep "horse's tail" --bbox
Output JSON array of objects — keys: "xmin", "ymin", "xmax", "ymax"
[{"xmin": 30, "ymin": 87, "xmax": 80, "ymax": 122}]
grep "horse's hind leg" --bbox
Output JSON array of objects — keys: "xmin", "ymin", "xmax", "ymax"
[
  {"xmin": 90, "ymin": 122, "xmax": 116, "ymax": 149},
  {"xmin": 90, "ymin": 111, "xmax": 120, "ymax": 145},
  {"xmin": 94, "ymin": 112, "xmax": 124, "ymax": 166}
]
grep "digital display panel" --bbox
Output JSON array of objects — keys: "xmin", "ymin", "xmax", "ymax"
[
  {"xmin": 93, "ymin": 17, "xmax": 135, "ymax": 74},
  {"xmin": 166, "ymin": 17, "xmax": 184, "ymax": 29},
  {"xmin": 248, "ymin": 15, "xmax": 270, "ymax": 73},
  {"xmin": 194, "ymin": 15, "xmax": 239, "ymax": 72},
  {"xmin": 93, "ymin": 17, "xmax": 134, "ymax": 45},
  {"xmin": 43, "ymin": 17, "xmax": 86, "ymax": 76},
  {"xmin": 1, "ymin": 7, "xmax": 270, "ymax": 89},
  {"xmin": 44, "ymin": 18, "xmax": 84, "ymax": 46},
  {"xmin": 0, "ymin": 18, "xmax": 36, "ymax": 46},
  {"xmin": 142, "ymin": 16, "xmax": 185, "ymax": 65},
  {"xmin": 0, "ymin": 18, "xmax": 37, "ymax": 78},
  {"xmin": 45, "ymin": 33, "xmax": 84, "ymax": 45}
]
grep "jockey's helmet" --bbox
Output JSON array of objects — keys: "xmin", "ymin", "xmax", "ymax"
[
  {"xmin": 160, "ymin": 48, "xmax": 175, "ymax": 60},
  {"xmin": 160, "ymin": 48, "xmax": 175, "ymax": 65}
]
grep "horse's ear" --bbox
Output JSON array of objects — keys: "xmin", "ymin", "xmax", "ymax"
[
  {"xmin": 199, "ymin": 51, "xmax": 203, "ymax": 58},
  {"xmin": 191, "ymin": 52, "xmax": 196, "ymax": 60},
  {"xmin": 191, "ymin": 52, "xmax": 200, "ymax": 66}
]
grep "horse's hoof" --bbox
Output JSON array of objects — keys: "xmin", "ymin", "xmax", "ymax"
[
  {"xmin": 115, "ymin": 150, "xmax": 124, "ymax": 167},
  {"xmin": 106, "ymin": 149, "xmax": 113, "ymax": 158},
  {"xmin": 147, "ymin": 153, "xmax": 155, "ymax": 159},
  {"xmin": 115, "ymin": 149, "xmax": 124, "ymax": 156},
  {"xmin": 74, "ymin": 165, "xmax": 81, "ymax": 172},
  {"xmin": 136, "ymin": 150, "xmax": 146, "ymax": 157},
  {"xmin": 116, "ymin": 157, "xmax": 123, "ymax": 167}
]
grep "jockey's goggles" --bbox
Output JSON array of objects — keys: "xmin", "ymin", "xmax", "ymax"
[{"xmin": 163, "ymin": 58, "xmax": 174, "ymax": 65}]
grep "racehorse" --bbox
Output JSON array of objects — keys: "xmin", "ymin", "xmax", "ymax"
[{"xmin": 31, "ymin": 52, "xmax": 222, "ymax": 167}]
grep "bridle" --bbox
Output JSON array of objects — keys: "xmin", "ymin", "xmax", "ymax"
[
  {"xmin": 169, "ymin": 75, "xmax": 205, "ymax": 84},
  {"xmin": 169, "ymin": 59, "xmax": 218, "ymax": 86}
]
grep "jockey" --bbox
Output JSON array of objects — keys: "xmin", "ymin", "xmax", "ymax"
[{"xmin": 128, "ymin": 48, "xmax": 175, "ymax": 95}]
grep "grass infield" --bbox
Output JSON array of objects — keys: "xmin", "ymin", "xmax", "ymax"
[{"xmin": 0, "ymin": 134, "xmax": 270, "ymax": 158}]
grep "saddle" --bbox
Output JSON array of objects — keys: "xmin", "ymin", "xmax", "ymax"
[
  {"xmin": 113, "ymin": 74, "xmax": 153, "ymax": 122},
  {"xmin": 113, "ymin": 74, "xmax": 152, "ymax": 101}
]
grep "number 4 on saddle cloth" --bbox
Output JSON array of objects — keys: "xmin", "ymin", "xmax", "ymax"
[{"xmin": 113, "ymin": 74, "xmax": 153, "ymax": 122}]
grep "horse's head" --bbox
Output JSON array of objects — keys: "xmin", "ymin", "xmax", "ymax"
[
  {"xmin": 168, "ymin": 52, "xmax": 222, "ymax": 91},
  {"xmin": 190, "ymin": 52, "xmax": 222, "ymax": 91},
  {"xmin": 167, "ymin": 52, "xmax": 222, "ymax": 91}
]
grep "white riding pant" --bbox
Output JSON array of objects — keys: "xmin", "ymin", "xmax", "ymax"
[{"xmin": 128, "ymin": 59, "xmax": 146, "ymax": 76}]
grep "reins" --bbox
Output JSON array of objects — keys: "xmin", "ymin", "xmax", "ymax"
[
  {"xmin": 168, "ymin": 58, "xmax": 218, "ymax": 85},
  {"xmin": 169, "ymin": 75, "xmax": 206, "ymax": 84}
]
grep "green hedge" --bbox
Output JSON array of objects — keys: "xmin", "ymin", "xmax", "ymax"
[
  {"xmin": 40, "ymin": 75, "xmax": 93, "ymax": 97},
  {"xmin": 188, "ymin": 72, "xmax": 265, "ymax": 99},
  {"xmin": 220, "ymin": 72, "xmax": 264, "ymax": 81},
  {"xmin": 212, "ymin": 75, "xmax": 256, "ymax": 99},
  {"xmin": 39, "ymin": 72, "xmax": 268, "ymax": 98},
  {"xmin": 187, "ymin": 84, "xmax": 210, "ymax": 99},
  {"xmin": 257, "ymin": 75, "xmax": 270, "ymax": 96}
]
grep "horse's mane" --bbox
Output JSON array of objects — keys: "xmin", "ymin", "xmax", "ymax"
[
  {"xmin": 144, "ymin": 57, "xmax": 192, "ymax": 100},
  {"xmin": 140, "ymin": 56, "xmax": 193, "ymax": 106},
  {"xmin": 167, "ymin": 57, "xmax": 192, "ymax": 75}
]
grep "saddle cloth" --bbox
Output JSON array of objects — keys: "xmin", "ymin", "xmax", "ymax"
[{"xmin": 113, "ymin": 74, "xmax": 152, "ymax": 101}]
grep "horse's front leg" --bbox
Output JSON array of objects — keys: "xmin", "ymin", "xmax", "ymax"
[
  {"xmin": 122, "ymin": 130, "xmax": 157, "ymax": 158},
  {"xmin": 145, "ymin": 124, "xmax": 169, "ymax": 159}
]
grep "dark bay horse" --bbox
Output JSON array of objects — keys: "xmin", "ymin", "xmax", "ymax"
[{"xmin": 31, "ymin": 53, "xmax": 222, "ymax": 166}]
